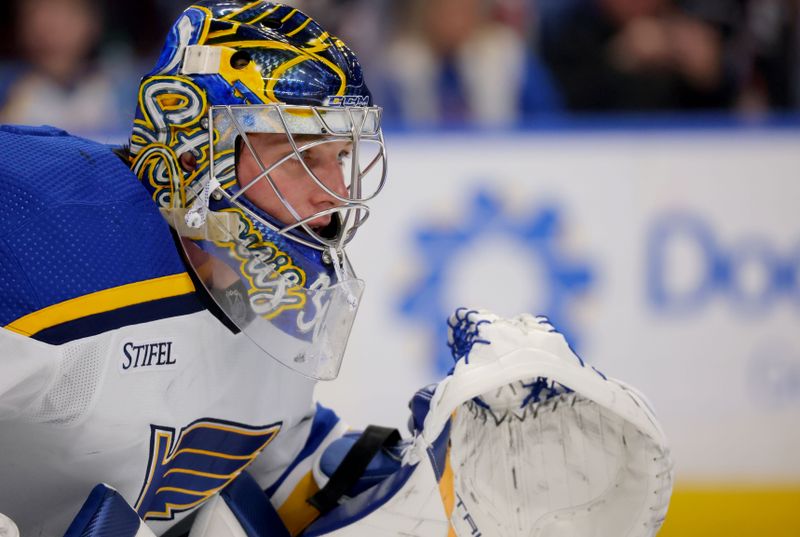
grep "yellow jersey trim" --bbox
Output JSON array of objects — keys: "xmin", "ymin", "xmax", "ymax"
[{"xmin": 5, "ymin": 273, "xmax": 196, "ymax": 337}]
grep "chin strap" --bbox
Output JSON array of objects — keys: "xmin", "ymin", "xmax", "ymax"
[
  {"xmin": 161, "ymin": 175, "xmax": 238, "ymax": 242},
  {"xmin": 185, "ymin": 176, "xmax": 222, "ymax": 229},
  {"xmin": 326, "ymin": 247, "xmax": 359, "ymax": 309}
]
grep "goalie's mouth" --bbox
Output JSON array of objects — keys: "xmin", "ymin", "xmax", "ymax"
[
  {"xmin": 308, "ymin": 214, "xmax": 332, "ymax": 232},
  {"xmin": 309, "ymin": 213, "xmax": 341, "ymax": 240}
]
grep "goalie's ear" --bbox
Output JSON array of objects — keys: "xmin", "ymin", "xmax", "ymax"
[{"xmin": 63, "ymin": 484, "xmax": 155, "ymax": 537}]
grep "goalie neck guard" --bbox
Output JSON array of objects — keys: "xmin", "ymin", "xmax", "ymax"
[{"xmin": 129, "ymin": 1, "xmax": 387, "ymax": 380}]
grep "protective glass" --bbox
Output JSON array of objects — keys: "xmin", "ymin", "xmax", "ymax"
[{"xmin": 167, "ymin": 206, "xmax": 365, "ymax": 380}]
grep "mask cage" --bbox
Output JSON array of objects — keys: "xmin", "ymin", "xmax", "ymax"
[{"xmin": 208, "ymin": 104, "xmax": 387, "ymax": 252}]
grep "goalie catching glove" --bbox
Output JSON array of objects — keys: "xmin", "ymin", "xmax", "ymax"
[{"xmin": 411, "ymin": 308, "xmax": 674, "ymax": 537}]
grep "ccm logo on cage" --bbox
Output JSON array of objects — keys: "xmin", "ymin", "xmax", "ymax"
[
  {"xmin": 120, "ymin": 340, "xmax": 177, "ymax": 371},
  {"xmin": 325, "ymin": 95, "xmax": 369, "ymax": 107}
]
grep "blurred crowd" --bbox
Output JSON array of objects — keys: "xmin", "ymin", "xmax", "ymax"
[{"xmin": 0, "ymin": 0, "xmax": 798, "ymax": 134}]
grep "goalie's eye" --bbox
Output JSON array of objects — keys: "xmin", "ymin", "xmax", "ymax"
[{"xmin": 297, "ymin": 149, "xmax": 315, "ymax": 166}]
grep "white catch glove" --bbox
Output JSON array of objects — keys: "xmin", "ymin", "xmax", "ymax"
[{"xmin": 416, "ymin": 308, "xmax": 673, "ymax": 537}]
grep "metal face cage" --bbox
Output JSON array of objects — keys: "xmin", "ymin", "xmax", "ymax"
[{"xmin": 208, "ymin": 103, "xmax": 387, "ymax": 253}]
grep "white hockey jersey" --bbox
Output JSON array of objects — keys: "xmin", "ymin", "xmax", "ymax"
[{"xmin": 0, "ymin": 126, "xmax": 347, "ymax": 536}]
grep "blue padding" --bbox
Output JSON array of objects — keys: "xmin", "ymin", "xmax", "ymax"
[
  {"xmin": 318, "ymin": 433, "xmax": 404, "ymax": 497},
  {"xmin": 407, "ymin": 384, "xmax": 452, "ymax": 480},
  {"xmin": 221, "ymin": 472, "xmax": 290, "ymax": 537},
  {"xmin": 426, "ymin": 422, "xmax": 451, "ymax": 482},
  {"xmin": 0, "ymin": 125, "xmax": 189, "ymax": 327},
  {"xmin": 409, "ymin": 384, "xmax": 437, "ymax": 433},
  {"xmin": 264, "ymin": 403, "xmax": 339, "ymax": 498},
  {"xmin": 304, "ymin": 420, "xmax": 450, "ymax": 535},
  {"xmin": 302, "ymin": 464, "xmax": 416, "ymax": 536},
  {"xmin": 63, "ymin": 484, "xmax": 141, "ymax": 537}
]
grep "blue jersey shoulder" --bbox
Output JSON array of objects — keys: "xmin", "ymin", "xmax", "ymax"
[{"xmin": 0, "ymin": 125, "xmax": 200, "ymax": 341}]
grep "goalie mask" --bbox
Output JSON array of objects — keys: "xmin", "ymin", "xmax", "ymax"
[{"xmin": 129, "ymin": 0, "xmax": 387, "ymax": 380}]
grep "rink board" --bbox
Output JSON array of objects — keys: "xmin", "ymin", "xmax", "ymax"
[{"xmin": 661, "ymin": 485, "xmax": 800, "ymax": 535}]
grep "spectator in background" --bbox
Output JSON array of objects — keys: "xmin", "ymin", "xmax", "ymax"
[
  {"xmin": 380, "ymin": 0, "xmax": 562, "ymax": 127},
  {"xmin": 539, "ymin": 0, "xmax": 737, "ymax": 111},
  {"xmin": 734, "ymin": 0, "xmax": 799, "ymax": 113},
  {"xmin": 0, "ymin": 0, "xmax": 134, "ymax": 135}
]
